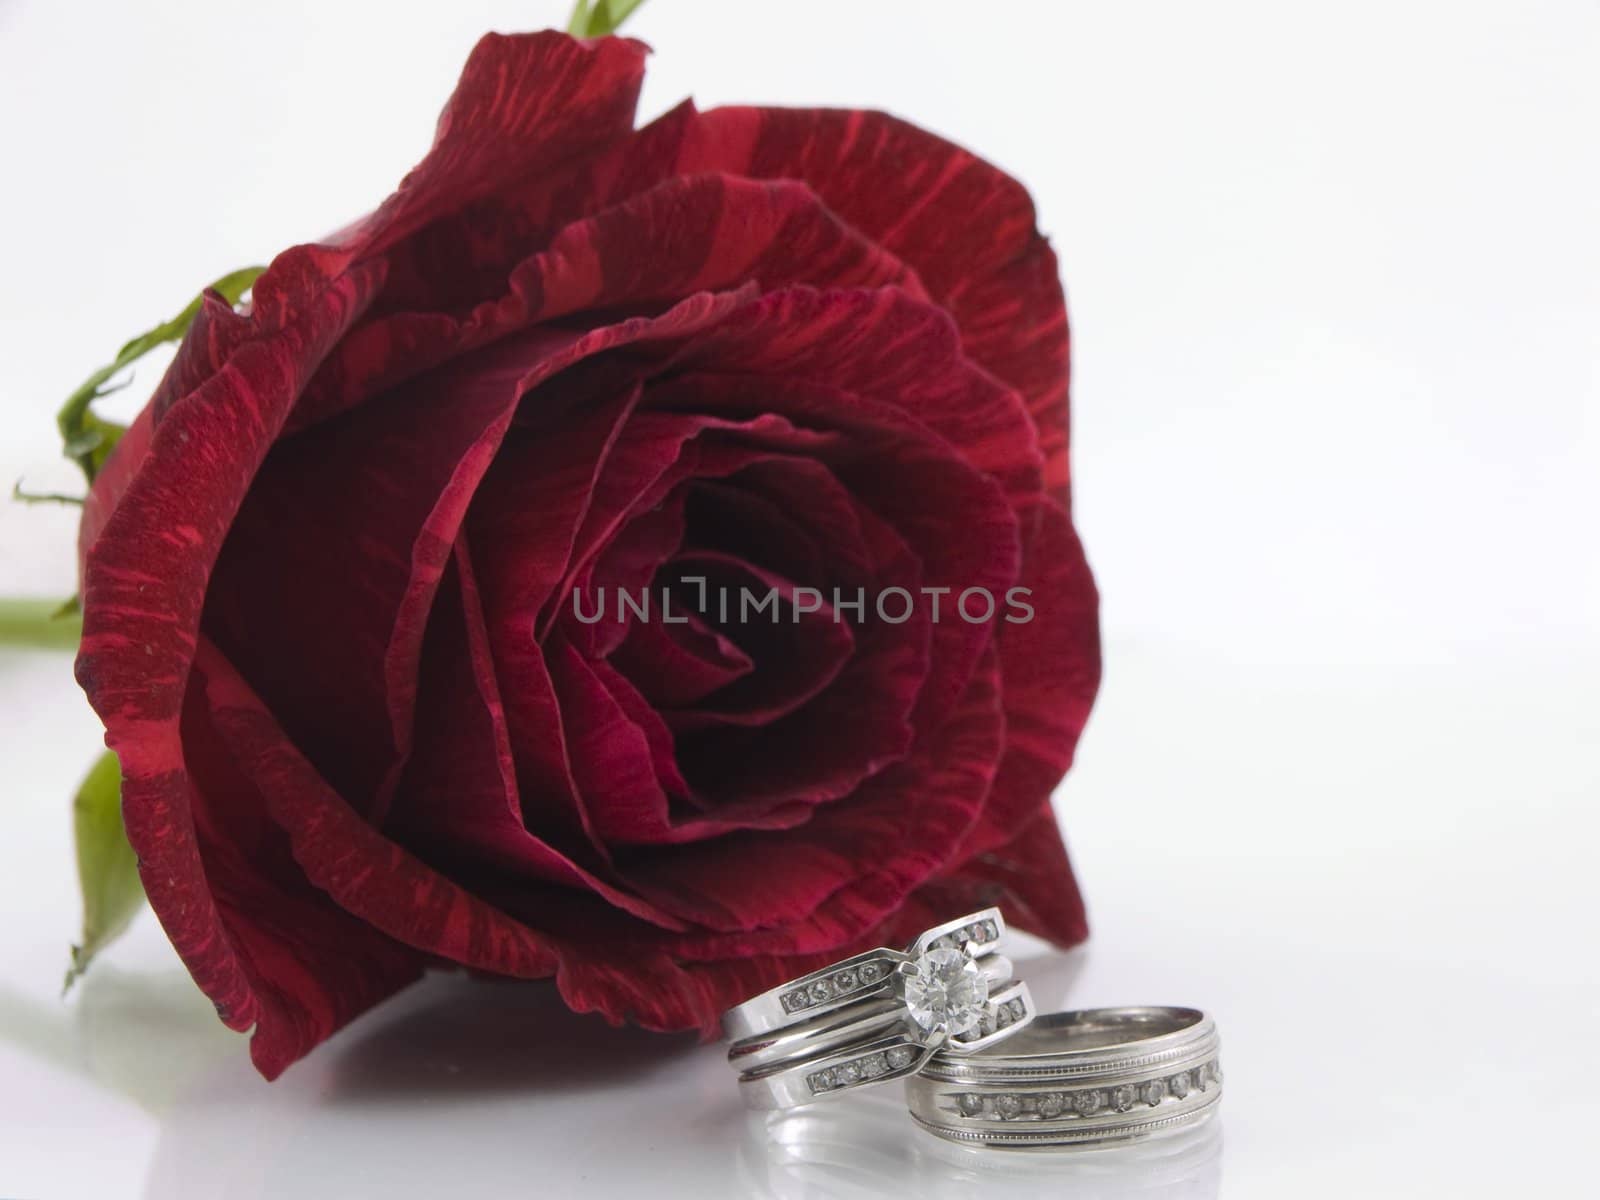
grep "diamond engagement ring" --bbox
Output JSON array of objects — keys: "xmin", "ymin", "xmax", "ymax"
[
  {"xmin": 722, "ymin": 909, "xmax": 1036, "ymax": 1109},
  {"xmin": 905, "ymin": 1006, "xmax": 1223, "ymax": 1149}
]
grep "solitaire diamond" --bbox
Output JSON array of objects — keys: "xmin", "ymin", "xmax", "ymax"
[{"xmin": 903, "ymin": 947, "xmax": 987, "ymax": 1036}]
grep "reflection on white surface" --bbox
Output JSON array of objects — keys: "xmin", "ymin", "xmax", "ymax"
[
  {"xmin": 743, "ymin": 1092, "xmax": 1221, "ymax": 1200},
  {"xmin": 916, "ymin": 1120, "xmax": 1222, "ymax": 1199},
  {"xmin": 134, "ymin": 972, "xmax": 721, "ymax": 1199},
  {"xmin": 3, "ymin": 957, "xmax": 1221, "ymax": 1200}
]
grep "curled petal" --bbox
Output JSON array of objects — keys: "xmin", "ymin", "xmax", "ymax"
[
  {"xmin": 630, "ymin": 646, "xmax": 1003, "ymax": 948},
  {"xmin": 955, "ymin": 495, "xmax": 1101, "ymax": 860},
  {"xmin": 298, "ymin": 171, "xmax": 922, "ymax": 429},
  {"xmin": 340, "ymin": 32, "xmax": 649, "ymax": 258},
  {"xmin": 195, "ymin": 639, "xmax": 563, "ymax": 979},
  {"xmin": 680, "ymin": 105, "xmax": 1071, "ymax": 493},
  {"xmin": 76, "ymin": 251, "xmax": 386, "ymax": 1054}
]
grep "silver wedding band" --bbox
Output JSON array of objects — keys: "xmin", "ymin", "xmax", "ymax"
[{"xmin": 906, "ymin": 1006, "xmax": 1222, "ymax": 1149}]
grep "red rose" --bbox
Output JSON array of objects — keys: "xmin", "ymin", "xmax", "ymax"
[{"xmin": 76, "ymin": 31, "xmax": 1099, "ymax": 1078}]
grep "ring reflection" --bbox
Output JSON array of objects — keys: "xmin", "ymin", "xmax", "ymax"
[{"xmin": 741, "ymin": 1088, "xmax": 1221, "ymax": 1200}]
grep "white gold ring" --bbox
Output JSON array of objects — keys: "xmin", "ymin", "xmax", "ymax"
[
  {"xmin": 722, "ymin": 908, "xmax": 1037, "ymax": 1109},
  {"xmin": 905, "ymin": 1006, "xmax": 1223, "ymax": 1149}
]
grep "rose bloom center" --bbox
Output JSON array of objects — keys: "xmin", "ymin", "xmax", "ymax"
[{"xmin": 903, "ymin": 947, "xmax": 987, "ymax": 1035}]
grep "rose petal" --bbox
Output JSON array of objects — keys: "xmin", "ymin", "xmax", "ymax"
[
  {"xmin": 662, "ymin": 550, "xmax": 855, "ymax": 734},
  {"xmin": 563, "ymin": 491, "xmax": 689, "ymax": 659},
  {"xmin": 296, "ymin": 171, "xmax": 922, "ymax": 429},
  {"xmin": 76, "ymin": 249, "xmax": 386, "ymax": 1055},
  {"xmin": 955, "ymin": 495, "xmax": 1101, "ymax": 859},
  {"xmin": 681, "ymin": 106, "xmax": 1071, "ymax": 492},
  {"xmin": 339, "ymin": 32, "xmax": 649, "ymax": 259},
  {"xmin": 546, "ymin": 620, "xmax": 839, "ymax": 854},
  {"xmin": 537, "ymin": 407, "xmax": 839, "ymax": 641},
  {"xmin": 77, "ymin": 404, "xmax": 152, "ymax": 578},
  {"xmin": 662, "ymin": 284, "xmax": 1042, "ymax": 506},
  {"xmin": 480, "ymin": 398, "xmax": 870, "ymax": 848},
  {"xmin": 179, "ymin": 674, "xmax": 424, "ymax": 1079},
  {"xmin": 150, "ymin": 290, "xmax": 255, "ymax": 425},
  {"xmin": 681, "ymin": 457, "xmax": 875, "ymax": 594},
  {"xmin": 545, "ymin": 636, "xmax": 684, "ymax": 846},
  {"xmin": 560, "ymin": 805, "xmax": 1086, "ymax": 1034},
  {"xmin": 609, "ymin": 611, "xmax": 753, "ymax": 708},
  {"xmin": 465, "ymin": 292, "xmax": 757, "ymax": 851},
  {"xmin": 387, "ymin": 542, "xmax": 686, "ymax": 929},
  {"xmin": 652, "ymin": 286, "xmax": 1028, "ymax": 738},
  {"xmin": 553, "ymin": 415, "xmax": 853, "ymax": 667},
  {"xmin": 625, "ymin": 645, "xmax": 1002, "ymax": 943},
  {"xmin": 662, "ymin": 549, "xmax": 923, "ymax": 818},
  {"xmin": 581, "ymin": 651, "xmax": 692, "ymax": 802},
  {"xmin": 195, "ymin": 639, "xmax": 564, "ymax": 978},
  {"xmin": 204, "ymin": 322, "xmax": 570, "ymax": 822}
]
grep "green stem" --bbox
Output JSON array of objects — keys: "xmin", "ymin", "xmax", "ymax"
[
  {"xmin": 0, "ymin": 599, "xmax": 83, "ymax": 652},
  {"xmin": 567, "ymin": 0, "xmax": 649, "ymax": 37},
  {"xmin": 56, "ymin": 265, "xmax": 264, "ymax": 483}
]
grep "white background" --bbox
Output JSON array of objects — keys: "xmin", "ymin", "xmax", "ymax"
[{"xmin": 1, "ymin": 1, "xmax": 1596, "ymax": 1197}]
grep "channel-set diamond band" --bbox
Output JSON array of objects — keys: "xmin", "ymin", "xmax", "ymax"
[
  {"xmin": 719, "ymin": 912, "xmax": 1224, "ymax": 1151},
  {"xmin": 905, "ymin": 1006, "xmax": 1222, "ymax": 1149},
  {"xmin": 723, "ymin": 909, "xmax": 1037, "ymax": 1109}
]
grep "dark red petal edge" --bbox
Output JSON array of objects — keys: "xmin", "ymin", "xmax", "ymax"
[
  {"xmin": 679, "ymin": 106, "xmax": 1072, "ymax": 494},
  {"xmin": 337, "ymin": 32, "xmax": 648, "ymax": 259},
  {"xmin": 196, "ymin": 638, "xmax": 561, "ymax": 980},
  {"xmin": 75, "ymin": 251, "xmax": 386, "ymax": 1047},
  {"xmin": 954, "ymin": 495, "xmax": 1101, "ymax": 860}
]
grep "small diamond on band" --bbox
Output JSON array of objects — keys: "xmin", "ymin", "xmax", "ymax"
[
  {"xmin": 809, "ymin": 1045, "xmax": 920, "ymax": 1095},
  {"xmin": 781, "ymin": 958, "xmax": 894, "ymax": 1014}
]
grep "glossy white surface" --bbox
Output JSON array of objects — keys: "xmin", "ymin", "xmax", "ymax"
[
  {"xmin": 3, "ymin": 644, "xmax": 1595, "ymax": 1198},
  {"xmin": 2, "ymin": 0, "xmax": 1597, "ymax": 1196}
]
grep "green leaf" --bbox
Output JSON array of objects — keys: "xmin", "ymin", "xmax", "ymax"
[
  {"xmin": 64, "ymin": 751, "xmax": 144, "ymax": 993},
  {"xmin": 56, "ymin": 265, "xmax": 265, "ymax": 483},
  {"xmin": 0, "ymin": 598, "xmax": 83, "ymax": 651},
  {"xmin": 567, "ymin": 0, "xmax": 649, "ymax": 37}
]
